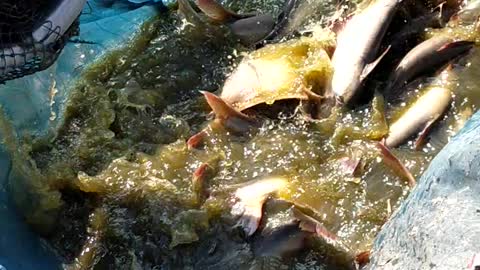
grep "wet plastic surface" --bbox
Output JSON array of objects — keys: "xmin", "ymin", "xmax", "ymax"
[{"xmin": 368, "ymin": 111, "xmax": 480, "ymax": 270}]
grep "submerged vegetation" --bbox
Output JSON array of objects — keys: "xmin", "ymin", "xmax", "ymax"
[{"xmin": 3, "ymin": 0, "xmax": 480, "ymax": 269}]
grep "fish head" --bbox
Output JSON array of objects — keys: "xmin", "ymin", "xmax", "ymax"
[
  {"xmin": 220, "ymin": 35, "xmax": 334, "ymax": 114},
  {"xmin": 228, "ymin": 15, "xmax": 276, "ymax": 46},
  {"xmin": 186, "ymin": 0, "xmax": 299, "ymax": 46}
]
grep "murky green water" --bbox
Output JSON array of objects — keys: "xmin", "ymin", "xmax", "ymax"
[{"xmin": 5, "ymin": 0, "xmax": 480, "ymax": 269}]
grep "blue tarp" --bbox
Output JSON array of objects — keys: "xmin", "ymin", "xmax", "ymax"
[
  {"xmin": 0, "ymin": 1, "xmax": 164, "ymax": 269},
  {"xmin": 368, "ymin": 111, "xmax": 480, "ymax": 269}
]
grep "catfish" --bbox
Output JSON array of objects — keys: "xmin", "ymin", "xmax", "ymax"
[
  {"xmin": 330, "ymin": 0, "xmax": 402, "ymax": 106},
  {"xmin": 385, "ymin": 35, "xmax": 473, "ymax": 95}
]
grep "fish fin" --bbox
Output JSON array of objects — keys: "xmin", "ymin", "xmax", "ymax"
[
  {"xmin": 254, "ymin": 0, "xmax": 297, "ymax": 44},
  {"xmin": 195, "ymin": 0, "xmax": 241, "ymax": 22},
  {"xmin": 434, "ymin": 63, "xmax": 454, "ymax": 79},
  {"xmin": 206, "ymin": 111, "xmax": 215, "ymax": 120},
  {"xmin": 444, "ymin": 63, "xmax": 454, "ymax": 71},
  {"xmin": 233, "ymin": 203, "xmax": 263, "ymax": 237},
  {"xmin": 192, "ymin": 163, "xmax": 215, "ymax": 205},
  {"xmin": 293, "ymin": 208, "xmax": 338, "ymax": 242},
  {"xmin": 293, "ymin": 207, "xmax": 354, "ymax": 258},
  {"xmin": 433, "ymin": 1, "xmax": 447, "ymax": 15},
  {"xmin": 436, "ymin": 40, "xmax": 474, "ymax": 53},
  {"xmin": 376, "ymin": 142, "xmax": 416, "ymax": 187},
  {"xmin": 231, "ymin": 178, "xmax": 287, "ymax": 236},
  {"xmin": 231, "ymin": 194, "xmax": 264, "ymax": 236},
  {"xmin": 414, "ymin": 115, "xmax": 440, "ymax": 150},
  {"xmin": 187, "ymin": 129, "xmax": 208, "ymax": 149},
  {"xmin": 360, "ymin": 46, "xmax": 391, "ymax": 81},
  {"xmin": 380, "ymin": 136, "xmax": 387, "ymax": 145},
  {"xmin": 201, "ymin": 91, "xmax": 254, "ymax": 133},
  {"xmin": 355, "ymin": 250, "xmax": 371, "ymax": 268},
  {"xmin": 193, "ymin": 163, "xmax": 211, "ymax": 182},
  {"xmin": 338, "ymin": 156, "xmax": 362, "ymax": 177},
  {"xmin": 178, "ymin": 0, "xmax": 205, "ymax": 25}
]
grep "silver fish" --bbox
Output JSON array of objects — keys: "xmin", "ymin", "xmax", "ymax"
[
  {"xmin": 385, "ymin": 83, "xmax": 453, "ymax": 148},
  {"xmin": 182, "ymin": 0, "xmax": 296, "ymax": 46},
  {"xmin": 330, "ymin": 0, "xmax": 402, "ymax": 105},
  {"xmin": 386, "ymin": 35, "xmax": 473, "ymax": 95}
]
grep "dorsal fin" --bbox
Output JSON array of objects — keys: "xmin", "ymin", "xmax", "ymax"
[
  {"xmin": 178, "ymin": 0, "xmax": 205, "ymax": 25},
  {"xmin": 201, "ymin": 91, "xmax": 249, "ymax": 120},
  {"xmin": 414, "ymin": 116, "xmax": 440, "ymax": 150},
  {"xmin": 436, "ymin": 40, "xmax": 474, "ymax": 52},
  {"xmin": 360, "ymin": 45, "xmax": 391, "ymax": 81},
  {"xmin": 293, "ymin": 208, "xmax": 338, "ymax": 242},
  {"xmin": 187, "ymin": 130, "xmax": 208, "ymax": 149},
  {"xmin": 201, "ymin": 91, "xmax": 254, "ymax": 133},
  {"xmin": 195, "ymin": 0, "xmax": 242, "ymax": 22}
]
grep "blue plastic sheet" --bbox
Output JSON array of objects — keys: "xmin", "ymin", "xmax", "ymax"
[
  {"xmin": 368, "ymin": 111, "xmax": 480, "ymax": 269},
  {"xmin": 0, "ymin": 1, "xmax": 163, "ymax": 269}
]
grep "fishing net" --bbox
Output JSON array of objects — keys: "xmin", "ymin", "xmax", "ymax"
[{"xmin": 0, "ymin": 0, "xmax": 80, "ymax": 83}]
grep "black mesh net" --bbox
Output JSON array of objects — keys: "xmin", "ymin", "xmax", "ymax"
[{"xmin": 0, "ymin": 0, "xmax": 80, "ymax": 83}]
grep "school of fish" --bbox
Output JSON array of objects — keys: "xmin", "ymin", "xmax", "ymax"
[{"xmin": 177, "ymin": 0, "xmax": 480, "ymax": 268}]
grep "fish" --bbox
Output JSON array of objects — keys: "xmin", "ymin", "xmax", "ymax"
[
  {"xmin": 230, "ymin": 177, "xmax": 289, "ymax": 236},
  {"xmin": 293, "ymin": 208, "xmax": 362, "ymax": 270},
  {"xmin": 385, "ymin": 35, "xmax": 474, "ymax": 95},
  {"xmin": 252, "ymin": 220, "xmax": 309, "ymax": 258},
  {"xmin": 195, "ymin": 0, "xmax": 245, "ymax": 22},
  {"xmin": 219, "ymin": 35, "xmax": 334, "ymax": 112},
  {"xmin": 376, "ymin": 142, "xmax": 416, "ymax": 187},
  {"xmin": 385, "ymin": 84, "xmax": 453, "ymax": 149},
  {"xmin": 201, "ymin": 91, "xmax": 257, "ymax": 134},
  {"xmin": 187, "ymin": 33, "xmax": 335, "ymax": 148},
  {"xmin": 293, "ymin": 208, "xmax": 340, "ymax": 245},
  {"xmin": 355, "ymin": 250, "xmax": 371, "ymax": 268},
  {"xmin": 245, "ymin": 0, "xmax": 299, "ymax": 46},
  {"xmin": 330, "ymin": 0, "xmax": 402, "ymax": 106},
  {"xmin": 250, "ymin": 199, "xmax": 312, "ymax": 259},
  {"xmin": 181, "ymin": 0, "xmax": 297, "ymax": 46},
  {"xmin": 367, "ymin": 112, "xmax": 480, "ymax": 269},
  {"xmin": 186, "ymin": 91, "xmax": 257, "ymax": 149},
  {"xmin": 228, "ymin": 15, "xmax": 277, "ymax": 46},
  {"xmin": 253, "ymin": 200, "xmax": 360, "ymax": 268},
  {"xmin": 388, "ymin": 10, "xmax": 447, "ymax": 53}
]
